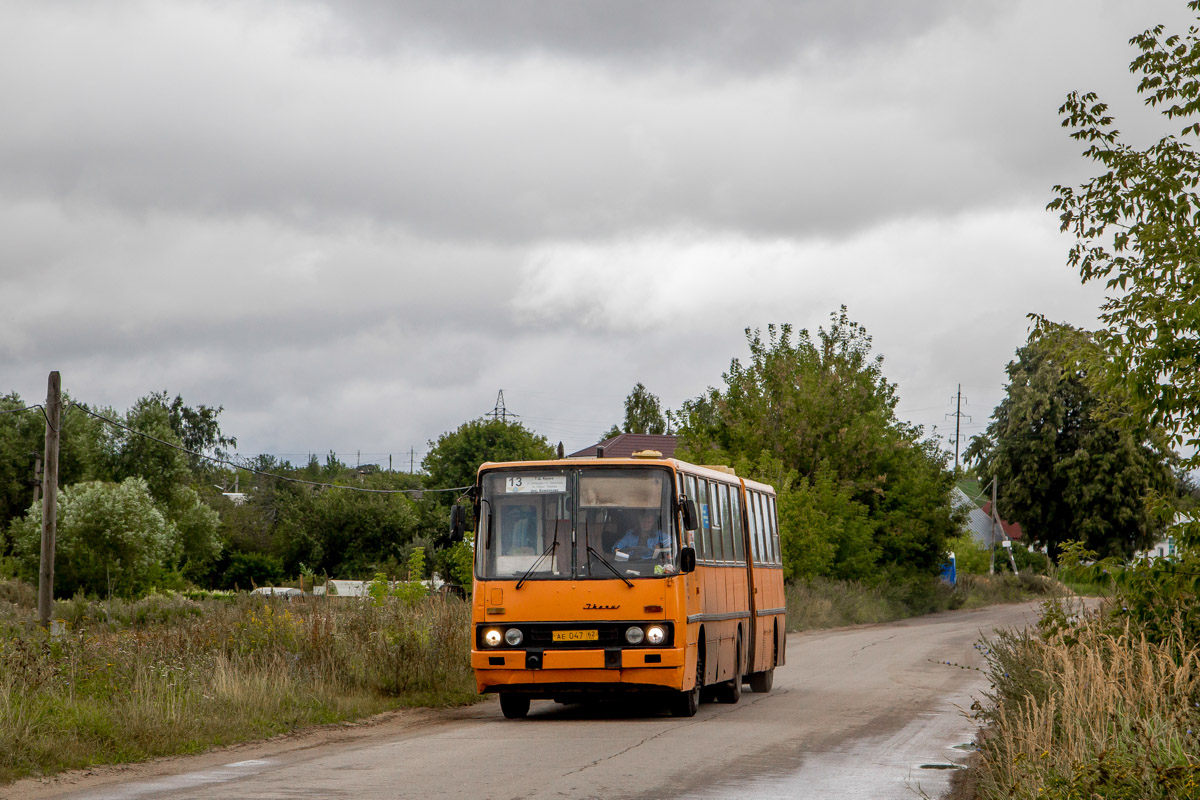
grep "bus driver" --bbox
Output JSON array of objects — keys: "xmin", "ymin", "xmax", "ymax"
[{"xmin": 612, "ymin": 509, "xmax": 671, "ymax": 559}]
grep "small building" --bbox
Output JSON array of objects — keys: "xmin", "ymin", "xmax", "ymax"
[
  {"xmin": 568, "ymin": 433, "xmax": 679, "ymax": 459},
  {"xmin": 981, "ymin": 501, "xmax": 1024, "ymax": 544},
  {"xmin": 951, "ymin": 487, "xmax": 1022, "ymax": 548},
  {"xmin": 316, "ymin": 580, "xmax": 372, "ymax": 597},
  {"xmin": 251, "ymin": 586, "xmax": 302, "ymax": 598},
  {"xmin": 1135, "ymin": 513, "xmax": 1193, "ymax": 562}
]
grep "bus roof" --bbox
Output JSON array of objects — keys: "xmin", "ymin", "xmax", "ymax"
[{"xmin": 476, "ymin": 457, "xmax": 776, "ymax": 494}]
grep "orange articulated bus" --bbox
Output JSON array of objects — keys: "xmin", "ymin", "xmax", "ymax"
[{"xmin": 451, "ymin": 453, "xmax": 786, "ymax": 719}]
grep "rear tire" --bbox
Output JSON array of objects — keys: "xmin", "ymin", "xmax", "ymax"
[
  {"xmin": 671, "ymin": 647, "xmax": 703, "ymax": 717},
  {"xmin": 500, "ymin": 694, "xmax": 530, "ymax": 719},
  {"xmin": 748, "ymin": 669, "xmax": 774, "ymax": 693}
]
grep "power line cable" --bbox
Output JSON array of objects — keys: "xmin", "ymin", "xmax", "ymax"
[
  {"xmin": 71, "ymin": 405, "xmax": 468, "ymax": 496},
  {"xmin": 0, "ymin": 404, "xmax": 41, "ymax": 416}
]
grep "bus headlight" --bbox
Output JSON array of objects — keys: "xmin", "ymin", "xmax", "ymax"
[
  {"xmin": 505, "ymin": 628, "xmax": 524, "ymax": 646},
  {"xmin": 484, "ymin": 628, "xmax": 503, "ymax": 647},
  {"xmin": 646, "ymin": 625, "xmax": 666, "ymax": 645},
  {"xmin": 625, "ymin": 626, "xmax": 645, "ymax": 645}
]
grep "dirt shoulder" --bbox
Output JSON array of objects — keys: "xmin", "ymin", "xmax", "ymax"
[{"xmin": 0, "ymin": 699, "xmax": 494, "ymax": 800}]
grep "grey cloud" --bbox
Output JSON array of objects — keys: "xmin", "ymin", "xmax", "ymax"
[
  {"xmin": 3, "ymin": 0, "xmax": 1193, "ymax": 250},
  {"xmin": 302, "ymin": 0, "xmax": 969, "ymax": 72}
]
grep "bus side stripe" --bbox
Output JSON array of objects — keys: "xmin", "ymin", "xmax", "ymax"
[{"xmin": 686, "ymin": 611, "xmax": 751, "ymax": 623}]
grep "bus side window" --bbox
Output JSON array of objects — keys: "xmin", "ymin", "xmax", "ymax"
[
  {"xmin": 760, "ymin": 494, "xmax": 771, "ymax": 564},
  {"xmin": 767, "ymin": 495, "xmax": 780, "ymax": 565},
  {"xmin": 753, "ymin": 493, "xmax": 767, "ymax": 564},
  {"xmin": 730, "ymin": 488, "xmax": 744, "ymax": 563},
  {"xmin": 746, "ymin": 489, "xmax": 760, "ymax": 563},
  {"xmin": 697, "ymin": 479, "xmax": 712, "ymax": 562},
  {"xmin": 684, "ymin": 474, "xmax": 699, "ymax": 542},
  {"xmin": 763, "ymin": 495, "xmax": 774, "ymax": 564},
  {"xmin": 708, "ymin": 480, "xmax": 725, "ymax": 561},
  {"xmin": 718, "ymin": 484, "xmax": 735, "ymax": 562}
]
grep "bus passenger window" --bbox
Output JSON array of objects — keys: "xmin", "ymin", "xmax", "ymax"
[
  {"xmin": 753, "ymin": 493, "xmax": 767, "ymax": 564},
  {"xmin": 746, "ymin": 490, "xmax": 760, "ymax": 563},
  {"xmin": 684, "ymin": 474, "xmax": 699, "ymax": 546},
  {"xmin": 708, "ymin": 481, "xmax": 725, "ymax": 561},
  {"xmin": 697, "ymin": 479, "xmax": 712, "ymax": 561},
  {"xmin": 762, "ymin": 496, "xmax": 773, "ymax": 564},
  {"xmin": 767, "ymin": 495, "xmax": 780, "ymax": 565},
  {"xmin": 730, "ymin": 490, "xmax": 744, "ymax": 563},
  {"xmin": 718, "ymin": 485, "xmax": 735, "ymax": 562}
]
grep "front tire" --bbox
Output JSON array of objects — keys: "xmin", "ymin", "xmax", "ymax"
[
  {"xmin": 500, "ymin": 694, "xmax": 530, "ymax": 719},
  {"xmin": 671, "ymin": 647, "xmax": 703, "ymax": 717}
]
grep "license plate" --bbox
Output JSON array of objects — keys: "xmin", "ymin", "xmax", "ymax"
[{"xmin": 553, "ymin": 629, "xmax": 598, "ymax": 642}]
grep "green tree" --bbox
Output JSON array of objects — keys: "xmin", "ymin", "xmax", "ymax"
[
  {"xmin": 106, "ymin": 397, "xmax": 191, "ymax": 504},
  {"xmin": 420, "ymin": 417, "xmax": 554, "ymax": 580},
  {"xmin": 9, "ymin": 478, "xmax": 178, "ymax": 597},
  {"xmin": 674, "ymin": 309, "xmax": 957, "ymax": 580},
  {"xmin": 422, "ymin": 419, "xmax": 555, "ymax": 497},
  {"xmin": 165, "ymin": 485, "xmax": 222, "ymax": 580},
  {"xmin": 273, "ymin": 487, "xmax": 420, "ymax": 578},
  {"xmin": 1048, "ymin": 2, "xmax": 1200, "ymax": 471},
  {"xmin": 160, "ymin": 391, "xmax": 236, "ymax": 472},
  {"xmin": 622, "ymin": 383, "xmax": 667, "ymax": 435},
  {"xmin": 0, "ymin": 392, "xmax": 109, "ymax": 537},
  {"xmin": 965, "ymin": 327, "xmax": 1177, "ymax": 560}
]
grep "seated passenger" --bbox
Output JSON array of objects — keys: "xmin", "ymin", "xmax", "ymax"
[{"xmin": 611, "ymin": 510, "xmax": 670, "ymax": 559}]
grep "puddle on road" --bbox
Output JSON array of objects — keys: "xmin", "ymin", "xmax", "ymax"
[{"xmin": 678, "ymin": 726, "xmax": 977, "ymax": 799}]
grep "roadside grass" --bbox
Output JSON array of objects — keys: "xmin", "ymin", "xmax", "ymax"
[
  {"xmin": 0, "ymin": 580, "xmax": 477, "ymax": 784},
  {"xmin": 966, "ymin": 601, "xmax": 1200, "ymax": 799},
  {"xmin": 785, "ymin": 572, "xmax": 1063, "ymax": 632}
]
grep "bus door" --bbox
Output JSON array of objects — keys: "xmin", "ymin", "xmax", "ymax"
[{"xmin": 743, "ymin": 487, "xmax": 772, "ymax": 674}]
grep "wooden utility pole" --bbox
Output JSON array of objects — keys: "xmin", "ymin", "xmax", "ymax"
[
  {"xmin": 38, "ymin": 371, "xmax": 61, "ymax": 627},
  {"xmin": 31, "ymin": 455, "xmax": 42, "ymax": 507},
  {"xmin": 989, "ymin": 476, "xmax": 998, "ymax": 576}
]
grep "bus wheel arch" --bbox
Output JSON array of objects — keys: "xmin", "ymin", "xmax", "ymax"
[{"xmin": 671, "ymin": 633, "xmax": 704, "ymax": 717}]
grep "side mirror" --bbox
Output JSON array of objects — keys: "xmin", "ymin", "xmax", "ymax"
[
  {"xmin": 680, "ymin": 498, "xmax": 698, "ymax": 531},
  {"xmin": 449, "ymin": 505, "xmax": 466, "ymax": 540},
  {"xmin": 679, "ymin": 546, "xmax": 697, "ymax": 574}
]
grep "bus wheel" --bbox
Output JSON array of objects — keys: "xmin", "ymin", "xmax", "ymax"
[
  {"xmin": 716, "ymin": 634, "xmax": 742, "ymax": 704},
  {"xmin": 500, "ymin": 694, "xmax": 530, "ymax": 719},
  {"xmin": 671, "ymin": 648, "xmax": 703, "ymax": 717},
  {"xmin": 749, "ymin": 669, "xmax": 774, "ymax": 693}
]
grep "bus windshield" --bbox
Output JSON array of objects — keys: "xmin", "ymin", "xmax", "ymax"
[{"xmin": 477, "ymin": 467, "xmax": 677, "ymax": 581}]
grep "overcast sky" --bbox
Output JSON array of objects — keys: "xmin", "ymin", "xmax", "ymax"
[{"xmin": 2, "ymin": 0, "xmax": 1193, "ymax": 472}]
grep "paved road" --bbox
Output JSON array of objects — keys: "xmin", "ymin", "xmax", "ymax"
[{"xmin": 16, "ymin": 601, "xmax": 1049, "ymax": 800}]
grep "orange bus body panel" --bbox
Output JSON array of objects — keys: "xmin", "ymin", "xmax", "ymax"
[{"xmin": 470, "ymin": 457, "xmax": 784, "ymax": 702}]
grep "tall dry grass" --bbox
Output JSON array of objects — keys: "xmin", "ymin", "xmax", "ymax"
[
  {"xmin": 786, "ymin": 572, "xmax": 1061, "ymax": 632},
  {"xmin": 0, "ymin": 583, "xmax": 476, "ymax": 784},
  {"xmin": 975, "ymin": 605, "xmax": 1200, "ymax": 799}
]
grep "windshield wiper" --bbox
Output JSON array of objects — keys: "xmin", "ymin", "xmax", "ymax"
[
  {"xmin": 516, "ymin": 539, "xmax": 558, "ymax": 590},
  {"xmin": 586, "ymin": 545, "xmax": 633, "ymax": 588}
]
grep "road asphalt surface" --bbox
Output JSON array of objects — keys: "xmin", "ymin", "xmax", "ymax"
[{"xmin": 8, "ymin": 600, "xmax": 1054, "ymax": 800}]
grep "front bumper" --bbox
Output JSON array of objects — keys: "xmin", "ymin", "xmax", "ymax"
[{"xmin": 471, "ymin": 647, "xmax": 685, "ymax": 694}]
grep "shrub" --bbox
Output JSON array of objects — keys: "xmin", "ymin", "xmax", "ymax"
[
  {"xmin": 221, "ymin": 552, "xmax": 285, "ymax": 590},
  {"xmin": 974, "ymin": 601, "xmax": 1200, "ymax": 799},
  {"xmin": 9, "ymin": 479, "xmax": 177, "ymax": 598}
]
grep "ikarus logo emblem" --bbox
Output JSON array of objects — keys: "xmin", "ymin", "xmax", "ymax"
[{"xmin": 583, "ymin": 603, "xmax": 619, "ymax": 610}]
